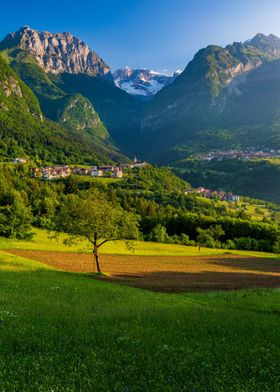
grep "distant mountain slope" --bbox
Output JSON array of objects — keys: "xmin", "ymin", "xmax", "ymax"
[
  {"xmin": 0, "ymin": 55, "xmax": 113, "ymax": 163},
  {"xmin": 113, "ymin": 66, "xmax": 180, "ymax": 98},
  {"xmin": 138, "ymin": 34, "xmax": 280, "ymax": 163},
  {"xmin": 172, "ymin": 158, "xmax": 280, "ymax": 203},
  {"xmin": 0, "ymin": 27, "xmax": 144, "ymax": 157},
  {"xmin": 4, "ymin": 27, "xmax": 280, "ymax": 168},
  {"xmin": 0, "ymin": 48, "xmax": 127, "ymax": 163}
]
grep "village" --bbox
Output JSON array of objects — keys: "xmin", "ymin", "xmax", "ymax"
[
  {"xmin": 185, "ymin": 187, "xmax": 240, "ymax": 202},
  {"xmin": 29, "ymin": 157, "xmax": 148, "ymax": 180},
  {"xmin": 195, "ymin": 148, "xmax": 280, "ymax": 161},
  {"xmin": 13, "ymin": 157, "xmax": 240, "ymax": 202}
]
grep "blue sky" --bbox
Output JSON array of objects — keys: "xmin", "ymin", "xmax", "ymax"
[{"xmin": 2, "ymin": 0, "xmax": 280, "ymax": 72}]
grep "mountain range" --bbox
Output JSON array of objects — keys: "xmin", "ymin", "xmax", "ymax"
[
  {"xmin": 138, "ymin": 33, "xmax": 280, "ymax": 163},
  {"xmin": 2, "ymin": 27, "xmax": 280, "ymax": 168}
]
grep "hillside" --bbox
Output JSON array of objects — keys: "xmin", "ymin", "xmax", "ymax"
[
  {"xmin": 136, "ymin": 34, "xmax": 280, "ymax": 163},
  {"xmin": 3, "ymin": 26, "xmax": 280, "ymax": 192},
  {"xmin": 6, "ymin": 28, "xmax": 280, "ymax": 167},
  {"xmin": 0, "ymin": 27, "xmax": 144, "ymax": 157},
  {"xmin": 0, "ymin": 56, "xmax": 108, "ymax": 163},
  {"xmin": 173, "ymin": 157, "xmax": 280, "ymax": 203}
]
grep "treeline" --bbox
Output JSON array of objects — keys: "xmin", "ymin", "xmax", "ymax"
[{"xmin": 1, "ymin": 163, "xmax": 280, "ymax": 253}]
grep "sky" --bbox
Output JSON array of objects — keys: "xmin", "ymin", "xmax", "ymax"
[{"xmin": 2, "ymin": 0, "xmax": 280, "ymax": 72}]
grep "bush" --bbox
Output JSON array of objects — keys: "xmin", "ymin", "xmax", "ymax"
[
  {"xmin": 169, "ymin": 233, "xmax": 195, "ymax": 246},
  {"xmin": 234, "ymin": 237, "xmax": 258, "ymax": 251},
  {"xmin": 225, "ymin": 239, "xmax": 236, "ymax": 250},
  {"xmin": 147, "ymin": 224, "xmax": 170, "ymax": 243},
  {"xmin": 273, "ymin": 238, "xmax": 280, "ymax": 254}
]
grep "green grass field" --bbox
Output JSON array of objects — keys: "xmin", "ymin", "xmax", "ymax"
[
  {"xmin": 0, "ymin": 228, "xmax": 277, "ymax": 258},
  {"xmin": 1, "ymin": 250, "xmax": 280, "ymax": 391}
]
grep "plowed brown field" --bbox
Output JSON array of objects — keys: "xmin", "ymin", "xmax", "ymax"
[{"xmin": 6, "ymin": 249, "xmax": 280, "ymax": 292}]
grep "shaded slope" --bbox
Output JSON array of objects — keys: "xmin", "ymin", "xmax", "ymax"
[{"xmin": 0, "ymin": 56, "xmax": 121, "ymax": 163}]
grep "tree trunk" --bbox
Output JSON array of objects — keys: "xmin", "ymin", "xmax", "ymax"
[{"xmin": 93, "ymin": 246, "xmax": 101, "ymax": 273}]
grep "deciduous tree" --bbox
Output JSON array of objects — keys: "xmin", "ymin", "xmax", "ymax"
[{"xmin": 54, "ymin": 191, "xmax": 139, "ymax": 273}]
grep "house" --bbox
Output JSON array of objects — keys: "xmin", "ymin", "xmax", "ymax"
[
  {"xmin": 91, "ymin": 170, "xmax": 103, "ymax": 177},
  {"xmin": 30, "ymin": 167, "xmax": 41, "ymax": 177},
  {"xmin": 73, "ymin": 167, "xmax": 89, "ymax": 176},
  {"xmin": 120, "ymin": 163, "xmax": 133, "ymax": 170},
  {"xmin": 41, "ymin": 165, "xmax": 71, "ymax": 180},
  {"xmin": 98, "ymin": 165, "xmax": 114, "ymax": 172},
  {"xmin": 231, "ymin": 195, "xmax": 240, "ymax": 203},
  {"xmin": 132, "ymin": 156, "xmax": 148, "ymax": 168},
  {"xmin": 13, "ymin": 158, "xmax": 27, "ymax": 164},
  {"xmin": 185, "ymin": 187, "xmax": 240, "ymax": 203},
  {"xmin": 113, "ymin": 169, "xmax": 123, "ymax": 178}
]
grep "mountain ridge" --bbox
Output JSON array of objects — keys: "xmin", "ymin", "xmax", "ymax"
[
  {"xmin": 2, "ymin": 28, "xmax": 280, "ymax": 166},
  {"xmin": 136, "ymin": 33, "xmax": 280, "ymax": 162},
  {"xmin": 0, "ymin": 26, "xmax": 113, "ymax": 80}
]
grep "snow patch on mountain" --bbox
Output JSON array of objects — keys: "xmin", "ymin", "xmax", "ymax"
[{"xmin": 113, "ymin": 67, "xmax": 181, "ymax": 98}]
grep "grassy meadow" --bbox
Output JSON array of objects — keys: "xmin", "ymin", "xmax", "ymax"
[
  {"xmin": 1, "ymin": 250, "xmax": 280, "ymax": 390},
  {"xmin": 0, "ymin": 228, "xmax": 277, "ymax": 258},
  {"xmin": 1, "ymin": 231, "xmax": 280, "ymax": 390}
]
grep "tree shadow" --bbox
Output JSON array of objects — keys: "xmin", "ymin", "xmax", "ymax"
[
  {"xmin": 97, "ymin": 270, "xmax": 280, "ymax": 293},
  {"xmin": 208, "ymin": 257, "xmax": 280, "ymax": 273},
  {"xmin": 4, "ymin": 249, "xmax": 280, "ymax": 293}
]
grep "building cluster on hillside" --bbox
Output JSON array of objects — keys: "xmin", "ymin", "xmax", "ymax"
[
  {"xmin": 31, "ymin": 166, "xmax": 72, "ymax": 180},
  {"xmin": 30, "ymin": 157, "xmax": 148, "ymax": 180},
  {"xmin": 13, "ymin": 158, "xmax": 27, "ymax": 164},
  {"xmin": 196, "ymin": 149, "xmax": 280, "ymax": 161},
  {"xmin": 185, "ymin": 187, "xmax": 240, "ymax": 203}
]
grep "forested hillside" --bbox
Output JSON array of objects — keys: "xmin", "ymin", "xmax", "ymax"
[{"xmin": 1, "ymin": 163, "xmax": 280, "ymax": 253}]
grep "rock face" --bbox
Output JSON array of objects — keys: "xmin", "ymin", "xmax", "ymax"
[
  {"xmin": 113, "ymin": 66, "xmax": 181, "ymax": 98},
  {"xmin": 0, "ymin": 55, "xmax": 42, "ymax": 119},
  {"xmin": 0, "ymin": 26, "xmax": 112, "ymax": 80},
  {"xmin": 0, "ymin": 75, "xmax": 22, "ymax": 98},
  {"xmin": 246, "ymin": 33, "xmax": 280, "ymax": 56}
]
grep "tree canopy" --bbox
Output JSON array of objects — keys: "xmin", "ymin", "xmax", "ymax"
[{"xmin": 54, "ymin": 190, "xmax": 139, "ymax": 272}]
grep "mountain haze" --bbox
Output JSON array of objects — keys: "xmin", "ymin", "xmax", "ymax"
[
  {"xmin": 136, "ymin": 34, "xmax": 280, "ymax": 162},
  {"xmin": 2, "ymin": 27, "xmax": 280, "ymax": 169}
]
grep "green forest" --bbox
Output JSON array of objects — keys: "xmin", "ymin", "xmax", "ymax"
[{"xmin": 1, "ymin": 163, "xmax": 280, "ymax": 253}]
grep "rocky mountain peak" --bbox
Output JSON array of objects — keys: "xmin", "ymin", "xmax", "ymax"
[
  {"xmin": 246, "ymin": 33, "xmax": 280, "ymax": 56},
  {"xmin": 0, "ymin": 26, "xmax": 113, "ymax": 80},
  {"xmin": 113, "ymin": 67, "xmax": 180, "ymax": 98}
]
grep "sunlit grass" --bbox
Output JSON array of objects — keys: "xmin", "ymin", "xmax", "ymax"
[
  {"xmin": 0, "ymin": 228, "xmax": 277, "ymax": 258},
  {"xmin": 1, "ymin": 251, "xmax": 280, "ymax": 390}
]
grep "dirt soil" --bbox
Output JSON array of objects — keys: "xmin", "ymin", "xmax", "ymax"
[{"xmin": 6, "ymin": 250, "xmax": 280, "ymax": 293}]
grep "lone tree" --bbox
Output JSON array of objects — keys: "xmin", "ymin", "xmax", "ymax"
[{"xmin": 54, "ymin": 191, "xmax": 139, "ymax": 273}]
